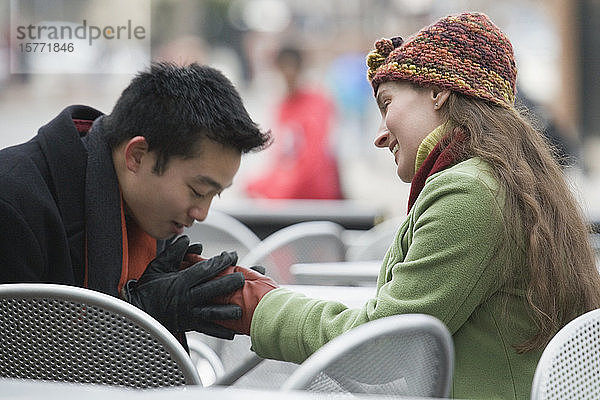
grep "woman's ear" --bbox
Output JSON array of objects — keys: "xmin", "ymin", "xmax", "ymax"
[
  {"xmin": 431, "ymin": 88, "xmax": 451, "ymax": 110},
  {"xmin": 124, "ymin": 136, "xmax": 149, "ymax": 173}
]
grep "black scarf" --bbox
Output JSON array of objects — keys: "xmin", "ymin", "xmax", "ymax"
[{"xmin": 80, "ymin": 117, "xmax": 127, "ymax": 296}]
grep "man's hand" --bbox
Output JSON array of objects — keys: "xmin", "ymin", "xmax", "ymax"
[{"xmin": 123, "ymin": 236, "xmax": 244, "ymax": 339}]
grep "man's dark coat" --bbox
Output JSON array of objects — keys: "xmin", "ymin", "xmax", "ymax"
[{"xmin": 0, "ymin": 105, "xmax": 163, "ymax": 296}]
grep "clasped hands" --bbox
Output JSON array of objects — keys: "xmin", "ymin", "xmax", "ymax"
[{"xmin": 123, "ymin": 235, "xmax": 277, "ymax": 340}]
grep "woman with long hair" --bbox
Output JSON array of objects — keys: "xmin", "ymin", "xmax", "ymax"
[{"xmin": 211, "ymin": 12, "xmax": 600, "ymax": 399}]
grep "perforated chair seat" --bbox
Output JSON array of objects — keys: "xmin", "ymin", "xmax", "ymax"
[
  {"xmin": 281, "ymin": 314, "xmax": 454, "ymax": 398},
  {"xmin": 531, "ymin": 308, "xmax": 600, "ymax": 400},
  {"xmin": 0, "ymin": 283, "xmax": 201, "ymax": 388}
]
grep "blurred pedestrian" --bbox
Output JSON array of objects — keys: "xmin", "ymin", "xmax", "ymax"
[{"xmin": 245, "ymin": 45, "xmax": 343, "ymax": 199}]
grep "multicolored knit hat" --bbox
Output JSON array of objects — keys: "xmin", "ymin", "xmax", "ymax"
[{"xmin": 367, "ymin": 12, "xmax": 517, "ymax": 108}]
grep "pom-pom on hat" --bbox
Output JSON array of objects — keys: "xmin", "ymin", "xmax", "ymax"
[{"xmin": 367, "ymin": 12, "xmax": 517, "ymax": 108}]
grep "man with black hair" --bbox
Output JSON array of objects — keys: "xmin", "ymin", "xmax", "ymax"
[{"xmin": 0, "ymin": 62, "xmax": 271, "ymax": 344}]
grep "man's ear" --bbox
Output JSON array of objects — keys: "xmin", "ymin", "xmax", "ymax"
[
  {"xmin": 431, "ymin": 88, "xmax": 451, "ymax": 110},
  {"xmin": 124, "ymin": 136, "xmax": 149, "ymax": 173}
]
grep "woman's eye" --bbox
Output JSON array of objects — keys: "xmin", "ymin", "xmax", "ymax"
[{"xmin": 379, "ymin": 100, "xmax": 390, "ymax": 113}]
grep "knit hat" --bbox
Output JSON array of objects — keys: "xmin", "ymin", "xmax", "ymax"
[{"xmin": 367, "ymin": 12, "xmax": 517, "ymax": 108}]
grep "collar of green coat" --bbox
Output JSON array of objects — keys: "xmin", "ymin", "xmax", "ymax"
[
  {"xmin": 414, "ymin": 123, "xmax": 448, "ymax": 173},
  {"xmin": 407, "ymin": 126, "xmax": 467, "ymax": 213}
]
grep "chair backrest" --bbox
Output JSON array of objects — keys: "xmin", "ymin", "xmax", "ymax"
[
  {"xmin": 185, "ymin": 210, "xmax": 261, "ymax": 259},
  {"xmin": 531, "ymin": 308, "xmax": 600, "ymax": 400},
  {"xmin": 0, "ymin": 283, "xmax": 201, "ymax": 388},
  {"xmin": 280, "ymin": 314, "xmax": 454, "ymax": 398},
  {"xmin": 345, "ymin": 216, "xmax": 404, "ymax": 262},
  {"xmin": 239, "ymin": 221, "xmax": 346, "ymax": 284}
]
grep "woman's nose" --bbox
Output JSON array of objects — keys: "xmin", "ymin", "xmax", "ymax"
[{"xmin": 374, "ymin": 126, "xmax": 390, "ymax": 148}]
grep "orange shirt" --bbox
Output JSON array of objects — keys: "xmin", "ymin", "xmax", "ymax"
[{"xmin": 117, "ymin": 197, "xmax": 156, "ymax": 293}]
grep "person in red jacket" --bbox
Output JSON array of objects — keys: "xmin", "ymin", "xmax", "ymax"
[{"xmin": 245, "ymin": 45, "xmax": 343, "ymax": 199}]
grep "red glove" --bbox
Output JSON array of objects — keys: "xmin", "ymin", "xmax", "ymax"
[
  {"xmin": 212, "ymin": 265, "xmax": 278, "ymax": 335},
  {"xmin": 184, "ymin": 254, "xmax": 279, "ymax": 335}
]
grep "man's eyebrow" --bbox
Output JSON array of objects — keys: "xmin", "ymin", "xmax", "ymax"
[{"xmin": 193, "ymin": 175, "xmax": 230, "ymax": 191}]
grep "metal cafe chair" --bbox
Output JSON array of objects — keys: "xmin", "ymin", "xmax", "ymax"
[
  {"xmin": 0, "ymin": 283, "xmax": 201, "ymax": 388},
  {"xmin": 531, "ymin": 308, "xmax": 600, "ymax": 400},
  {"xmin": 239, "ymin": 221, "xmax": 347, "ymax": 284},
  {"xmin": 191, "ymin": 221, "xmax": 347, "ymax": 387},
  {"xmin": 345, "ymin": 216, "xmax": 405, "ymax": 262},
  {"xmin": 211, "ymin": 334, "xmax": 298, "ymax": 390},
  {"xmin": 281, "ymin": 314, "xmax": 454, "ymax": 398}
]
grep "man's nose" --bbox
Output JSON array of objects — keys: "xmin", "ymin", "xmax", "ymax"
[{"xmin": 188, "ymin": 203, "xmax": 210, "ymax": 223}]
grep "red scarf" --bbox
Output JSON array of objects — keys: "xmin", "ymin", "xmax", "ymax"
[{"xmin": 407, "ymin": 129, "xmax": 467, "ymax": 213}]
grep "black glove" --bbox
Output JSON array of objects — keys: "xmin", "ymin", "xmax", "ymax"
[
  {"xmin": 123, "ymin": 236, "xmax": 244, "ymax": 340},
  {"xmin": 250, "ymin": 265, "xmax": 266, "ymax": 275},
  {"xmin": 187, "ymin": 242, "xmax": 204, "ymax": 257}
]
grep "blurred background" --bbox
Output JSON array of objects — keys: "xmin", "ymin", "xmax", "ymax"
[{"xmin": 0, "ymin": 0, "xmax": 599, "ymax": 222}]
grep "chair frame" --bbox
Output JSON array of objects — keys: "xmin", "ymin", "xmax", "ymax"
[
  {"xmin": 0, "ymin": 283, "xmax": 201, "ymax": 387},
  {"xmin": 186, "ymin": 334, "xmax": 225, "ymax": 385},
  {"xmin": 281, "ymin": 313, "xmax": 454, "ymax": 398},
  {"xmin": 345, "ymin": 216, "xmax": 404, "ymax": 262},
  {"xmin": 239, "ymin": 221, "xmax": 346, "ymax": 283}
]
